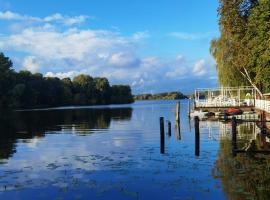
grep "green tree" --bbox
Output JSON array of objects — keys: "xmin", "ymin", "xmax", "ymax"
[
  {"xmin": 94, "ymin": 77, "xmax": 110, "ymax": 104},
  {"xmin": 61, "ymin": 78, "xmax": 73, "ymax": 105},
  {"xmin": 0, "ymin": 53, "xmax": 15, "ymax": 109},
  {"xmin": 210, "ymin": 0, "xmax": 264, "ymax": 95},
  {"xmin": 110, "ymin": 85, "xmax": 134, "ymax": 104},
  {"xmin": 0, "ymin": 53, "xmax": 134, "ymax": 109},
  {"xmin": 244, "ymin": 0, "xmax": 270, "ymax": 93},
  {"xmin": 73, "ymin": 74, "xmax": 95, "ymax": 105}
]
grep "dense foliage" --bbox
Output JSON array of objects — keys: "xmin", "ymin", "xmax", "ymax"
[
  {"xmin": 0, "ymin": 52, "xmax": 134, "ymax": 110},
  {"xmin": 134, "ymin": 92, "xmax": 188, "ymax": 101},
  {"xmin": 211, "ymin": 0, "xmax": 270, "ymax": 95}
]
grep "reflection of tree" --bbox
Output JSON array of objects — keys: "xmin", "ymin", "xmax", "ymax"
[
  {"xmin": 0, "ymin": 108, "xmax": 132, "ymax": 160},
  {"xmin": 0, "ymin": 114, "xmax": 17, "ymax": 159},
  {"xmin": 214, "ymin": 122, "xmax": 270, "ymax": 200}
]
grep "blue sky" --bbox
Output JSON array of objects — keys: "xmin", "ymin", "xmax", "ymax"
[{"xmin": 0, "ymin": 0, "xmax": 219, "ymax": 94}]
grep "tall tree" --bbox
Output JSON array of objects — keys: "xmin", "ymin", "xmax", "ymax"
[
  {"xmin": 0, "ymin": 53, "xmax": 14, "ymax": 109},
  {"xmin": 244, "ymin": 0, "xmax": 270, "ymax": 93},
  {"xmin": 210, "ymin": 0, "xmax": 264, "ymax": 96}
]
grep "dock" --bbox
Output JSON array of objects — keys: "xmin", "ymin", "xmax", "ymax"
[{"xmin": 193, "ymin": 86, "xmax": 270, "ymax": 113}]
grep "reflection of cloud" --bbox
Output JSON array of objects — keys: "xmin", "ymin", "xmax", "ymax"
[
  {"xmin": 26, "ymin": 137, "xmax": 42, "ymax": 149},
  {"xmin": 113, "ymin": 137, "xmax": 126, "ymax": 147}
]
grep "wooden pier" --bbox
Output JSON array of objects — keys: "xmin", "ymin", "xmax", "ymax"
[
  {"xmin": 193, "ymin": 86, "xmax": 270, "ymax": 115},
  {"xmin": 194, "ymin": 86, "xmax": 256, "ymax": 109}
]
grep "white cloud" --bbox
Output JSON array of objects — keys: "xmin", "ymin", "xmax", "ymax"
[
  {"xmin": 1, "ymin": 28, "xmax": 131, "ymax": 61},
  {"xmin": 44, "ymin": 13, "xmax": 91, "ymax": 26},
  {"xmin": 193, "ymin": 59, "xmax": 207, "ymax": 76},
  {"xmin": 0, "ymin": 11, "xmax": 92, "ymax": 26},
  {"xmin": 23, "ymin": 56, "xmax": 40, "ymax": 73},
  {"xmin": 132, "ymin": 31, "xmax": 150, "ymax": 41},
  {"xmin": 45, "ymin": 71, "xmax": 85, "ymax": 79},
  {"xmin": 109, "ymin": 52, "xmax": 141, "ymax": 68},
  {"xmin": 0, "ymin": 11, "xmax": 218, "ymax": 94},
  {"xmin": 0, "ymin": 11, "xmax": 39, "ymax": 21}
]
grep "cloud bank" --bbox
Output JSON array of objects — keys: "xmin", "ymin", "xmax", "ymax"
[{"xmin": 0, "ymin": 11, "xmax": 217, "ymax": 94}]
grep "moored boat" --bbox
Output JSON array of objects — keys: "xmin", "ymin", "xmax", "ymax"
[
  {"xmin": 225, "ymin": 107, "xmax": 243, "ymax": 115},
  {"xmin": 190, "ymin": 110, "xmax": 209, "ymax": 119}
]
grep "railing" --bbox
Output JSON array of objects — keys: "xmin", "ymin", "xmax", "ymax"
[
  {"xmin": 255, "ymin": 99, "xmax": 270, "ymax": 113},
  {"xmin": 195, "ymin": 99, "xmax": 254, "ymax": 108},
  {"xmin": 196, "ymin": 98, "xmax": 270, "ymax": 113}
]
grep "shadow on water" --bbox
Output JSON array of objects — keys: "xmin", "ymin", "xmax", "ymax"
[{"xmin": 0, "ymin": 107, "xmax": 133, "ymax": 160}]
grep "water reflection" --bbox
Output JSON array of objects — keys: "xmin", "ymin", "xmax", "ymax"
[
  {"xmin": 2, "ymin": 100, "xmax": 270, "ymax": 199},
  {"xmin": 0, "ymin": 107, "xmax": 132, "ymax": 160},
  {"xmin": 212, "ymin": 121, "xmax": 270, "ymax": 199}
]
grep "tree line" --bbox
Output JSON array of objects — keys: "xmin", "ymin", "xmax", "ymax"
[
  {"xmin": 0, "ymin": 52, "xmax": 134, "ymax": 110},
  {"xmin": 211, "ymin": 0, "xmax": 270, "ymax": 96},
  {"xmin": 134, "ymin": 91, "xmax": 188, "ymax": 101}
]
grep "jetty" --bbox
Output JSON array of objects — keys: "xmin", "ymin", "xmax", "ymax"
[{"xmin": 194, "ymin": 86, "xmax": 270, "ymax": 113}]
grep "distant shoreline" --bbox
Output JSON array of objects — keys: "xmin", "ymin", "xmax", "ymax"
[{"xmin": 134, "ymin": 91, "xmax": 188, "ymax": 101}]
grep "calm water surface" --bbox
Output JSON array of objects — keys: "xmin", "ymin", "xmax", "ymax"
[{"xmin": 0, "ymin": 100, "xmax": 270, "ymax": 200}]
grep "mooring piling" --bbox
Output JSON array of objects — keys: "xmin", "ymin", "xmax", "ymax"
[
  {"xmin": 194, "ymin": 116, "xmax": 200, "ymax": 156},
  {"xmin": 176, "ymin": 101, "xmax": 180, "ymax": 122},
  {"xmin": 168, "ymin": 121, "xmax": 172, "ymax": 137},
  {"xmin": 160, "ymin": 117, "xmax": 165, "ymax": 154}
]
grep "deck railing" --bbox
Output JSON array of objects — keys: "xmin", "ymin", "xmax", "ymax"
[
  {"xmin": 195, "ymin": 99, "xmax": 254, "ymax": 108},
  {"xmin": 255, "ymin": 99, "xmax": 270, "ymax": 113},
  {"xmin": 196, "ymin": 98, "xmax": 270, "ymax": 113}
]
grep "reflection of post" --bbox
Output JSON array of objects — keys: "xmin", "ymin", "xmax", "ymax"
[
  {"xmin": 168, "ymin": 121, "xmax": 171, "ymax": 137},
  {"xmin": 176, "ymin": 101, "xmax": 180, "ymax": 123},
  {"xmin": 160, "ymin": 117, "xmax": 165, "ymax": 154},
  {"xmin": 176, "ymin": 120, "xmax": 181, "ymax": 140},
  {"xmin": 188, "ymin": 116, "xmax": 191, "ymax": 133},
  {"xmin": 194, "ymin": 116, "xmax": 200, "ymax": 156},
  {"xmin": 232, "ymin": 117, "xmax": 237, "ymax": 156}
]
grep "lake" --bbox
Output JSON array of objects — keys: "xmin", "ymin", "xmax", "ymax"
[{"xmin": 0, "ymin": 100, "xmax": 269, "ymax": 200}]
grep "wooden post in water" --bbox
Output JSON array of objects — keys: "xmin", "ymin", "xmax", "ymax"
[
  {"xmin": 194, "ymin": 116, "xmax": 200, "ymax": 156},
  {"xmin": 176, "ymin": 101, "xmax": 180, "ymax": 123},
  {"xmin": 168, "ymin": 121, "xmax": 171, "ymax": 137},
  {"xmin": 160, "ymin": 117, "xmax": 165, "ymax": 154},
  {"xmin": 232, "ymin": 117, "xmax": 237, "ymax": 156}
]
